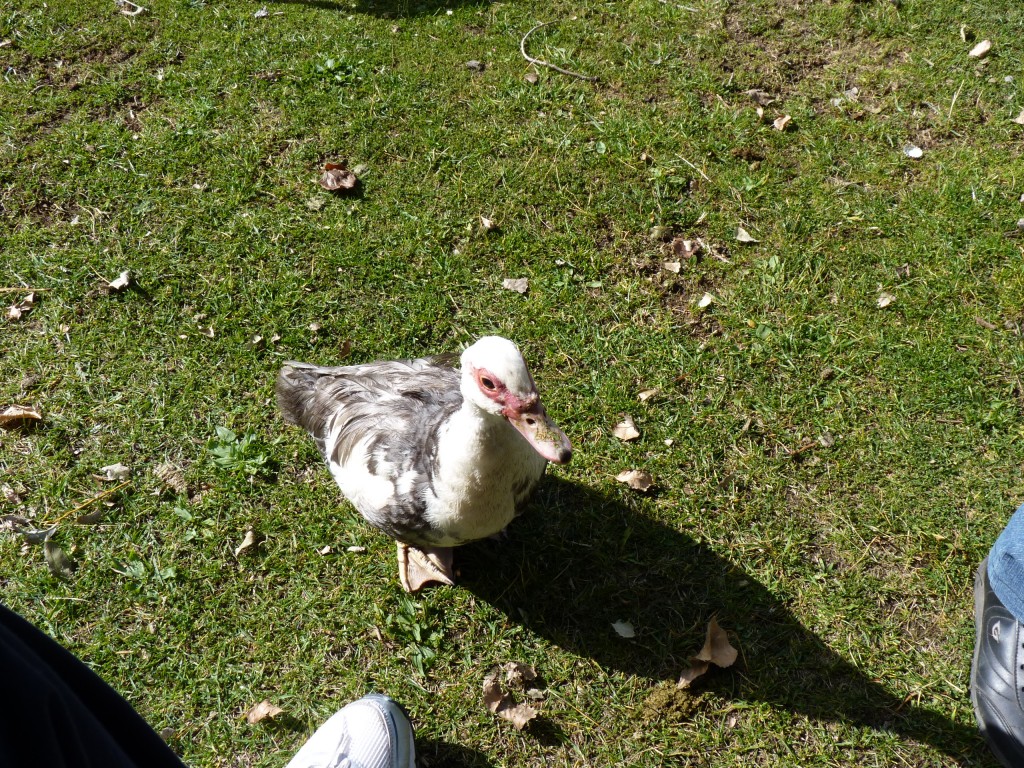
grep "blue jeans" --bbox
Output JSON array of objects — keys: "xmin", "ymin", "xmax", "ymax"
[{"xmin": 989, "ymin": 503, "xmax": 1024, "ymax": 621}]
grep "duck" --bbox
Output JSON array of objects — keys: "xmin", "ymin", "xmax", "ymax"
[{"xmin": 276, "ymin": 336, "xmax": 572, "ymax": 592}]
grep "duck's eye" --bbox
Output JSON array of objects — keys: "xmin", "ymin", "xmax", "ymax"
[
  {"xmin": 481, "ymin": 377, "xmax": 496, "ymax": 390},
  {"xmin": 525, "ymin": 417, "xmax": 536, "ymax": 426}
]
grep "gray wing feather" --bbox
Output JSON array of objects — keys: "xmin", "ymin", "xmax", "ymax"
[{"xmin": 276, "ymin": 355, "xmax": 463, "ymax": 545}]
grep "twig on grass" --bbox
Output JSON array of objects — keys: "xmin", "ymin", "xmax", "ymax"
[
  {"xmin": 520, "ymin": 22, "xmax": 598, "ymax": 83},
  {"xmin": 43, "ymin": 481, "xmax": 131, "ymax": 528}
]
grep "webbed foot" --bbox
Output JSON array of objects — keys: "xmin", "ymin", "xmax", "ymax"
[{"xmin": 397, "ymin": 541, "xmax": 455, "ymax": 592}]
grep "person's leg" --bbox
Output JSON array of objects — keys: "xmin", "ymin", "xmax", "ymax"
[
  {"xmin": 0, "ymin": 602, "xmax": 187, "ymax": 768},
  {"xmin": 285, "ymin": 693, "xmax": 416, "ymax": 768},
  {"xmin": 973, "ymin": 503, "xmax": 1024, "ymax": 768}
]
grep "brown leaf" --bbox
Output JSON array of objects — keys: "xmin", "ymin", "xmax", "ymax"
[
  {"xmin": 772, "ymin": 114, "xmax": 792, "ymax": 131},
  {"xmin": 245, "ymin": 700, "xmax": 283, "ymax": 724},
  {"xmin": 234, "ymin": 529, "xmax": 262, "ymax": 557},
  {"xmin": 107, "ymin": 271, "xmax": 132, "ymax": 292},
  {"xmin": 0, "ymin": 405, "xmax": 42, "ymax": 428},
  {"xmin": 76, "ymin": 509, "xmax": 106, "ymax": 524},
  {"xmin": 695, "ymin": 616, "xmax": 738, "ymax": 668},
  {"xmin": 968, "ymin": 39, "xmax": 992, "ymax": 58},
  {"xmin": 44, "ymin": 540, "xmax": 77, "ymax": 579},
  {"xmin": 319, "ymin": 162, "xmax": 359, "ymax": 193},
  {"xmin": 99, "ymin": 463, "xmax": 131, "ymax": 481},
  {"xmin": 615, "ymin": 469, "xmax": 654, "ymax": 492},
  {"xmin": 877, "ymin": 291, "xmax": 896, "ymax": 308},
  {"xmin": 482, "ymin": 669, "xmax": 538, "ymax": 730},
  {"xmin": 524, "ymin": 71, "xmax": 539, "ymax": 85},
  {"xmin": 676, "ymin": 659, "xmax": 710, "ymax": 689},
  {"xmin": 637, "ymin": 389, "xmax": 659, "ymax": 402},
  {"xmin": 155, "ymin": 463, "xmax": 189, "ymax": 495},
  {"xmin": 735, "ymin": 226, "xmax": 758, "ymax": 243},
  {"xmin": 6, "ymin": 292, "xmax": 36, "ymax": 321},
  {"xmin": 670, "ymin": 238, "xmax": 701, "ymax": 260},
  {"xmin": 483, "ymin": 669, "xmax": 507, "ymax": 712},
  {"xmin": 502, "ymin": 277, "xmax": 529, "ymax": 294},
  {"xmin": 503, "ymin": 662, "xmax": 537, "ymax": 687},
  {"xmin": 612, "ymin": 414, "xmax": 641, "ymax": 441},
  {"xmin": 661, "ymin": 261, "xmax": 681, "ymax": 274},
  {"xmin": 0, "ymin": 515, "xmax": 31, "ymax": 533}
]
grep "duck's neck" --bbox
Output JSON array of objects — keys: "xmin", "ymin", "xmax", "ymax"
[{"xmin": 440, "ymin": 400, "xmax": 510, "ymax": 464}]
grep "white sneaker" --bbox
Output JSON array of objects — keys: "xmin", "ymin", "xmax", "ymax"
[{"xmin": 284, "ymin": 694, "xmax": 416, "ymax": 768}]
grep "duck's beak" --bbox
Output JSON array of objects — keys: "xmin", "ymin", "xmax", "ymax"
[{"xmin": 507, "ymin": 405, "xmax": 573, "ymax": 464}]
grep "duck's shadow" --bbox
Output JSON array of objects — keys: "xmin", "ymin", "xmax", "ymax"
[{"xmin": 458, "ymin": 478, "xmax": 992, "ymax": 763}]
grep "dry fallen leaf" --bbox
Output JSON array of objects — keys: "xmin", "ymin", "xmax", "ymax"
[
  {"xmin": 503, "ymin": 662, "xmax": 537, "ymax": 687},
  {"xmin": 234, "ymin": 529, "xmax": 262, "ymax": 557},
  {"xmin": 772, "ymin": 114, "xmax": 792, "ymax": 131},
  {"xmin": 502, "ymin": 277, "xmax": 529, "ymax": 294},
  {"xmin": 877, "ymin": 292, "xmax": 896, "ymax": 308},
  {"xmin": 0, "ymin": 405, "xmax": 42, "ymax": 428},
  {"xmin": 661, "ymin": 260, "xmax": 681, "ymax": 274},
  {"xmin": 613, "ymin": 414, "xmax": 641, "ymax": 441},
  {"xmin": 107, "ymin": 270, "xmax": 132, "ymax": 292},
  {"xmin": 616, "ymin": 469, "xmax": 654, "ymax": 492},
  {"xmin": 76, "ymin": 509, "xmax": 106, "ymax": 524},
  {"xmin": 44, "ymin": 540, "xmax": 77, "ymax": 579},
  {"xmin": 346, "ymin": 545, "xmax": 367, "ymax": 553},
  {"xmin": 0, "ymin": 515, "xmax": 31, "ymax": 533},
  {"xmin": 155, "ymin": 463, "xmax": 189, "ymax": 495},
  {"xmin": 735, "ymin": 226, "xmax": 758, "ymax": 243},
  {"xmin": 903, "ymin": 145, "xmax": 923, "ymax": 159},
  {"xmin": 466, "ymin": 60, "xmax": 485, "ymax": 72},
  {"xmin": 612, "ymin": 620, "xmax": 636, "ymax": 638},
  {"xmin": 697, "ymin": 292, "xmax": 715, "ymax": 309},
  {"xmin": 23, "ymin": 525, "xmax": 57, "ymax": 545},
  {"xmin": 677, "ymin": 617, "xmax": 738, "ymax": 688},
  {"xmin": 319, "ymin": 162, "xmax": 359, "ymax": 193},
  {"xmin": 968, "ymin": 39, "xmax": 992, "ymax": 58},
  {"xmin": 670, "ymin": 238, "xmax": 701, "ymax": 261},
  {"xmin": 524, "ymin": 71, "xmax": 539, "ymax": 85},
  {"xmin": 1014, "ymin": 109, "xmax": 1024, "ymax": 126},
  {"xmin": 637, "ymin": 388, "xmax": 659, "ymax": 402},
  {"xmin": 483, "ymin": 668, "xmax": 538, "ymax": 730},
  {"xmin": 676, "ymin": 660, "xmax": 710, "ymax": 688},
  {"xmin": 6, "ymin": 292, "xmax": 36, "ymax": 321},
  {"xmin": 245, "ymin": 700, "xmax": 284, "ymax": 724},
  {"xmin": 695, "ymin": 616, "xmax": 738, "ymax": 668},
  {"xmin": 480, "ymin": 216, "xmax": 497, "ymax": 232},
  {"xmin": 99, "ymin": 463, "xmax": 131, "ymax": 481}
]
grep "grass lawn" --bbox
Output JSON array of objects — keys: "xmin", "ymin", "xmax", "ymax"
[{"xmin": 3, "ymin": 0, "xmax": 1024, "ymax": 764}]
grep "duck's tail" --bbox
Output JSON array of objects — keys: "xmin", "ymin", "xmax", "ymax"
[{"xmin": 275, "ymin": 361, "xmax": 326, "ymax": 430}]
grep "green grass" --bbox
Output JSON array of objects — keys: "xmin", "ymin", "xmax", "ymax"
[{"xmin": 3, "ymin": 0, "xmax": 1024, "ymax": 764}]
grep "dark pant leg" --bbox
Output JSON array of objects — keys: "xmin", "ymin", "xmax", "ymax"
[{"xmin": 0, "ymin": 603, "xmax": 187, "ymax": 768}]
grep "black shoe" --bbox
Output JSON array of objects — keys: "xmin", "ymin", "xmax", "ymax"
[{"xmin": 972, "ymin": 557, "xmax": 1024, "ymax": 767}]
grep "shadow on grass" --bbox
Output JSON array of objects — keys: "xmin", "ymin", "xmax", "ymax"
[
  {"xmin": 416, "ymin": 738, "xmax": 496, "ymax": 768},
  {"xmin": 458, "ymin": 478, "xmax": 995, "ymax": 764},
  {"xmin": 267, "ymin": 0, "xmax": 490, "ymax": 18}
]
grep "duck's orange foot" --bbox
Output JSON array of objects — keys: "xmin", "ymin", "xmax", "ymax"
[{"xmin": 397, "ymin": 542, "xmax": 455, "ymax": 592}]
